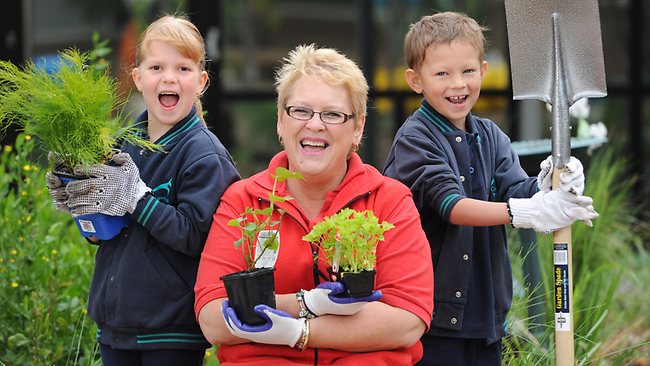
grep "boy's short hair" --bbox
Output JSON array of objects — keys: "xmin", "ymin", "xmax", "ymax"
[{"xmin": 404, "ymin": 12, "xmax": 488, "ymax": 71}]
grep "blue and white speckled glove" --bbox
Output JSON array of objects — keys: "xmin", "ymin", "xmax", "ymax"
[
  {"xmin": 66, "ymin": 153, "xmax": 150, "ymax": 217},
  {"xmin": 302, "ymin": 281, "xmax": 382, "ymax": 316},
  {"xmin": 45, "ymin": 172, "xmax": 70, "ymax": 214},
  {"xmin": 537, "ymin": 155, "xmax": 585, "ymax": 195},
  {"xmin": 222, "ymin": 300, "xmax": 304, "ymax": 347}
]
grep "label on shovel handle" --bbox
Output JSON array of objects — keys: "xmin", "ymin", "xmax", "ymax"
[{"xmin": 554, "ymin": 243, "xmax": 571, "ymax": 332}]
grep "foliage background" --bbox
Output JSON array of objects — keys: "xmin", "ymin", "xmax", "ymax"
[
  {"xmin": 505, "ymin": 148, "xmax": 650, "ymax": 365},
  {"xmin": 2, "ymin": 135, "xmax": 648, "ymax": 366}
]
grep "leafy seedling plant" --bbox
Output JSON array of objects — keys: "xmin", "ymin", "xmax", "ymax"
[
  {"xmin": 0, "ymin": 48, "xmax": 159, "ymax": 172},
  {"xmin": 228, "ymin": 167, "xmax": 304, "ymax": 270},
  {"xmin": 303, "ymin": 208, "xmax": 394, "ymax": 274}
]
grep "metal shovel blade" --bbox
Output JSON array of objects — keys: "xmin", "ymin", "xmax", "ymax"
[
  {"xmin": 505, "ymin": 0, "xmax": 607, "ymax": 167},
  {"xmin": 505, "ymin": 0, "xmax": 607, "ymax": 105}
]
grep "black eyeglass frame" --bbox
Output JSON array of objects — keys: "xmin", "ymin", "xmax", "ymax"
[{"xmin": 284, "ymin": 105, "xmax": 354, "ymax": 125}]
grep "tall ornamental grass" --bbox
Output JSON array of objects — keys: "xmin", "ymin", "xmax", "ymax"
[{"xmin": 505, "ymin": 148, "xmax": 650, "ymax": 365}]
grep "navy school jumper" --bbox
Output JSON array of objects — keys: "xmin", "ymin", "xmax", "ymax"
[
  {"xmin": 384, "ymin": 100, "xmax": 537, "ymax": 343},
  {"xmin": 88, "ymin": 108, "xmax": 240, "ymax": 350}
]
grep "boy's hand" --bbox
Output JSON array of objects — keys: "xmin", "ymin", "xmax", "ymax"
[
  {"xmin": 509, "ymin": 190, "xmax": 598, "ymax": 233},
  {"xmin": 66, "ymin": 153, "xmax": 150, "ymax": 217},
  {"xmin": 537, "ymin": 155, "xmax": 585, "ymax": 195}
]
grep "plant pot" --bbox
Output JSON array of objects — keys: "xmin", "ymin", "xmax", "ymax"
[
  {"xmin": 329, "ymin": 268, "xmax": 376, "ymax": 298},
  {"xmin": 54, "ymin": 170, "xmax": 131, "ymax": 241},
  {"xmin": 221, "ymin": 267, "xmax": 276, "ymax": 325}
]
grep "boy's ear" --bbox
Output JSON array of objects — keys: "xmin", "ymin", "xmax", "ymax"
[
  {"xmin": 480, "ymin": 60, "xmax": 489, "ymax": 79},
  {"xmin": 404, "ymin": 68, "xmax": 423, "ymax": 94}
]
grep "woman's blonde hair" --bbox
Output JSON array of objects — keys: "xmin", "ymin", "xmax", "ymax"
[
  {"xmin": 275, "ymin": 44, "xmax": 368, "ymax": 129},
  {"xmin": 135, "ymin": 15, "xmax": 209, "ymax": 122}
]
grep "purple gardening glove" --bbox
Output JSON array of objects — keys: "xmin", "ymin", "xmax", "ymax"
[
  {"xmin": 221, "ymin": 300, "xmax": 304, "ymax": 347},
  {"xmin": 302, "ymin": 281, "xmax": 382, "ymax": 316}
]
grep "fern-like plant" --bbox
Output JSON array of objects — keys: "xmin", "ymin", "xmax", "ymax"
[{"xmin": 0, "ymin": 48, "xmax": 158, "ymax": 171}]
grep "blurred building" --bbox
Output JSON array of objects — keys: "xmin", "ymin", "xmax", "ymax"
[{"xmin": 2, "ymin": 0, "xmax": 649, "ymax": 206}]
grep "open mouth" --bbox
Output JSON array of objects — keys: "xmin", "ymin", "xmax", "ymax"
[
  {"xmin": 300, "ymin": 139, "xmax": 329, "ymax": 152},
  {"xmin": 159, "ymin": 92, "xmax": 179, "ymax": 108},
  {"xmin": 447, "ymin": 95, "xmax": 468, "ymax": 104}
]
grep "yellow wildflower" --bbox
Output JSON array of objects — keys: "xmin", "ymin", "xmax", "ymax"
[
  {"xmin": 23, "ymin": 164, "xmax": 31, "ymax": 171},
  {"xmin": 11, "ymin": 281, "xmax": 19, "ymax": 288},
  {"xmin": 3, "ymin": 145, "xmax": 11, "ymax": 153},
  {"xmin": 25, "ymin": 135, "xmax": 31, "ymax": 140},
  {"xmin": 51, "ymin": 249, "xmax": 58, "ymax": 256},
  {"xmin": 11, "ymin": 249, "xmax": 17, "ymax": 256}
]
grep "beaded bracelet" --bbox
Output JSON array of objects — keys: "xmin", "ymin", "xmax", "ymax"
[{"xmin": 296, "ymin": 290, "xmax": 316, "ymax": 319}]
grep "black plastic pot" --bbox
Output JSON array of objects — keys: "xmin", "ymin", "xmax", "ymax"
[
  {"xmin": 329, "ymin": 268, "xmax": 376, "ymax": 298},
  {"xmin": 221, "ymin": 267, "xmax": 276, "ymax": 325}
]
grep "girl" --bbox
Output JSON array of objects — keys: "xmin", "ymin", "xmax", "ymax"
[{"xmin": 56, "ymin": 15, "xmax": 240, "ymax": 366}]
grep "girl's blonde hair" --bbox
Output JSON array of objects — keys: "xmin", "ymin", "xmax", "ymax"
[
  {"xmin": 135, "ymin": 15, "xmax": 209, "ymax": 122},
  {"xmin": 275, "ymin": 44, "xmax": 368, "ymax": 129}
]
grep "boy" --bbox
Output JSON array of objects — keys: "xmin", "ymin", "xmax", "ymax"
[{"xmin": 383, "ymin": 12, "xmax": 598, "ymax": 365}]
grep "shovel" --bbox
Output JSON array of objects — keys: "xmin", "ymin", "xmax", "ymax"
[{"xmin": 504, "ymin": 1, "xmax": 607, "ymax": 364}]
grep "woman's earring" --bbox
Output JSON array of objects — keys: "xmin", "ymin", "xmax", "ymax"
[{"xmin": 278, "ymin": 136, "xmax": 284, "ymax": 146}]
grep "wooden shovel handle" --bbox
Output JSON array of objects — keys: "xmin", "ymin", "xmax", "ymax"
[{"xmin": 553, "ymin": 167, "xmax": 575, "ymax": 366}]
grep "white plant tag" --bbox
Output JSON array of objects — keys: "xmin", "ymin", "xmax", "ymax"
[{"xmin": 254, "ymin": 230, "xmax": 279, "ymax": 268}]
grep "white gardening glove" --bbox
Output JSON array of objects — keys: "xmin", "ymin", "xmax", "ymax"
[
  {"xmin": 66, "ymin": 153, "xmax": 150, "ymax": 217},
  {"xmin": 302, "ymin": 281, "xmax": 382, "ymax": 316},
  {"xmin": 537, "ymin": 155, "xmax": 585, "ymax": 195},
  {"xmin": 509, "ymin": 190, "xmax": 598, "ymax": 234},
  {"xmin": 45, "ymin": 172, "xmax": 70, "ymax": 214},
  {"xmin": 222, "ymin": 300, "xmax": 304, "ymax": 347}
]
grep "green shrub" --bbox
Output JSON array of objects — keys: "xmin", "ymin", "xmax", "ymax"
[{"xmin": 0, "ymin": 134, "xmax": 100, "ymax": 366}]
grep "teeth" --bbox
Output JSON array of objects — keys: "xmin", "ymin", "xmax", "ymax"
[
  {"xmin": 302, "ymin": 141, "xmax": 326, "ymax": 147},
  {"xmin": 449, "ymin": 96, "xmax": 465, "ymax": 101},
  {"xmin": 160, "ymin": 92, "xmax": 178, "ymax": 96}
]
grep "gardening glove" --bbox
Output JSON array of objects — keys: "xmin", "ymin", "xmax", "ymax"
[
  {"xmin": 45, "ymin": 172, "xmax": 70, "ymax": 214},
  {"xmin": 537, "ymin": 155, "xmax": 585, "ymax": 195},
  {"xmin": 508, "ymin": 190, "xmax": 598, "ymax": 234},
  {"xmin": 222, "ymin": 300, "xmax": 305, "ymax": 347},
  {"xmin": 66, "ymin": 153, "xmax": 150, "ymax": 217},
  {"xmin": 302, "ymin": 281, "xmax": 382, "ymax": 316}
]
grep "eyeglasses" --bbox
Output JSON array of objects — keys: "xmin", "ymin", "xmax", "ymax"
[{"xmin": 285, "ymin": 105, "xmax": 354, "ymax": 125}]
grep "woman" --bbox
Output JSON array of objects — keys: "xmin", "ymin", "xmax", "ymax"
[{"xmin": 194, "ymin": 44, "xmax": 433, "ymax": 365}]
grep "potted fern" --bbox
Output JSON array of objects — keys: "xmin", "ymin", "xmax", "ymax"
[
  {"xmin": 0, "ymin": 48, "xmax": 159, "ymax": 240},
  {"xmin": 303, "ymin": 208, "xmax": 394, "ymax": 297},
  {"xmin": 221, "ymin": 167, "xmax": 303, "ymax": 325}
]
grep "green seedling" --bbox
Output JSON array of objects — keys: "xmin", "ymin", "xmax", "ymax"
[
  {"xmin": 303, "ymin": 208, "xmax": 394, "ymax": 273},
  {"xmin": 228, "ymin": 167, "xmax": 303, "ymax": 270}
]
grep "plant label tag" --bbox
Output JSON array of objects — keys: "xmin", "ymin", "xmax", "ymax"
[
  {"xmin": 78, "ymin": 219, "xmax": 97, "ymax": 233},
  {"xmin": 553, "ymin": 243, "xmax": 571, "ymax": 332},
  {"xmin": 254, "ymin": 230, "xmax": 279, "ymax": 268}
]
